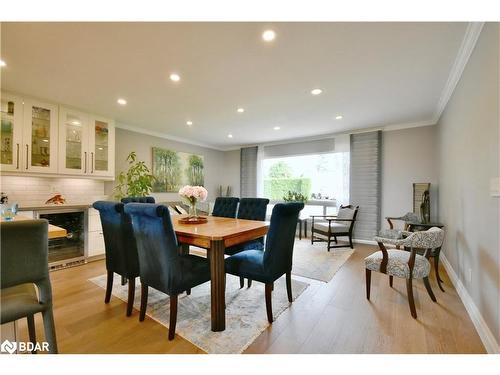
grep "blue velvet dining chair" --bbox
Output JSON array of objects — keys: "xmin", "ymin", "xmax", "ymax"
[
  {"xmin": 211, "ymin": 197, "xmax": 240, "ymax": 218},
  {"xmin": 121, "ymin": 196, "xmax": 156, "ymax": 204},
  {"xmin": 93, "ymin": 201, "xmax": 140, "ymax": 317},
  {"xmin": 225, "ymin": 202, "xmax": 304, "ymax": 323},
  {"xmin": 124, "ymin": 203, "xmax": 211, "ymax": 340}
]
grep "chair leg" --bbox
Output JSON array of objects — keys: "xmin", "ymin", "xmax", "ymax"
[
  {"xmin": 239, "ymin": 276, "xmax": 244, "ymax": 288},
  {"xmin": 406, "ymin": 278, "xmax": 417, "ymax": 319},
  {"xmin": 248, "ymin": 279, "xmax": 252, "ymax": 288},
  {"xmin": 327, "ymin": 238, "xmax": 331, "ymax": 252},
  {"xmin": 423, "ymin": 276, "xmax": 437, "ymax": 302},
  {"xmin": 121, "ymin": 276, "xmax": 127, "ymax": 286},
  {"xmin": 139, "ymin": 284, "xmax": 148, "ymax": 322},
  {"xmin": 186, "ymin": 288, "xmax": 191, "ymax": 295},
  {"xmin": 126, "ymin": 277, "xmax": 135, "ymax": 317},
  {"xmin": 365, "ymin": 269, "xmax": 371, "ymax": 300},
  {"xmin": 41, "ymin": 308, "xmax": 58, "ymax": 353},
  {"xmin": 286, "ymin": 271, "xmax": 293, "ymax": 302},
  {"xmin": 104, "ymin": 270, "xmax": 113, "ymax": 303},
  {"xmin": 349, "ymin": 235, "xmax": 353, "ymax": 249},
  {"xmin": 265, "ymin": 283, "xmax": 273, "ymax": 323},
  {"xmin": 434, "ymin": 255, "xmax": 445, "ymax": 292},
  {"xmin": 168, "ymin": 295, "xmax": 178, "ymax": 340},
  {"xmin": 389, "ymin": 275, "xmax": 393, "ymax": 287},
  {"xmin": 27, "ymin": 314, "xmax": 37, "ymax": 354},
  {"xmin": 334, "ymin": 235, "xmax": 338, "ymax": 244}
]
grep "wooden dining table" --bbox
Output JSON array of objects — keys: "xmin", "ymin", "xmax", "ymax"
[
  {"xmin": 172, "ymin": 215, "xmax": 269, "ymax": 332},
  {"xmin": 1, "ymin": 214, "xmax": 67, "ymax": 239}
]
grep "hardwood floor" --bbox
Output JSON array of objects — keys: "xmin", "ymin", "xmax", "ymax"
[{"xmin": 14, "ymin": 241, "xmax": 485, "ymax": 353}]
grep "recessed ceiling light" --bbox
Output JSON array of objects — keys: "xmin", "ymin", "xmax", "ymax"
[
  {"xmin": 227, "ymin": 134, "xmax": 233, "ymax": 138},
  {"xmin": 237, "ymin": 108, "xmax": 245, "ymax": 113},
  {"xmin": 0, "ymin": 60, "xmax": 6, "ymax": 67},
  {"xmin": 311, "ymin": 89, "xmax": 322, "ymax": 96},
  {"xmin": 42, "ymin": 139, "xmax": 49, "ymax": 143},
  {"xmin": 273, "ymin": 126, "xmax": 281, "ymax": 130},
  {"xmin": 169, "ymin": 73, "xmax": 181, "ymax": 82},
  {"xmin": 117, "ymin": 98, "xmax": 127, "ymax": 106},
  {"xmin": 262, "ymin": 30, "xmax": 276, "ymax": 42},
  {"xmin": 335, "ymin": 115, "xmax": 343, "ymax": 120},
  {"xmin": 71, "ymin": 120, "xmax": 81, "ymax": 126},
  {"xmin": 186, "ymin": 121, "xmax": 193, "ymax": 126}
]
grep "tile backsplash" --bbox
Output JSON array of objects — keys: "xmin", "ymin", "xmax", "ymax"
[{"xmin": 0, "ymin": 176, "xmax": 108, "ymax": 208}]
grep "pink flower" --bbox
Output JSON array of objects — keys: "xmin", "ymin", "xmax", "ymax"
[{"xmin": 179, "ymin": 185, "xmax": 208, "ymax": 202}]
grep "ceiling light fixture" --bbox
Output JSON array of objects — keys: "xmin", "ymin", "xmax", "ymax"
[
  {"xmin": 71, "ymin": 120, "xmax": 81, "ymax": 126},
  {"xmin": 262, "ymin": 30, "xmax": 276, "ymax": 42},
  {"xmin": 273, "ymin": 126, "xmax": 281, "ymax": 130},
  {"xmin": 117, "ymin": 98, "xmax": 127, "ymax": 106},
  {"xmin": 0, "ymin": 60, "xmax": 6, "ymax": 67},
  {"xmin": 311, "ymin": 88, "xmax": 322, "ymax": 96},
  {"xmin": 227, "ymin": 134, "xmax": 233, "ymax": 138},
  {"xmin": 169, "ymin": 73, "xmax": 181, "ymax": 82},
  {"xmin": 237, "ymin": 108, "xmax": 245, "ymax": 113},
  {"xmin": 186, "ymin": 121, "xmax": 193, "ymax": 126},
  {"xmin": 335, "ymin": 115, "xmax": 343, "ymax": 120}
]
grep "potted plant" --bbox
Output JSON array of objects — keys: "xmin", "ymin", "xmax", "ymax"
[
  {"xmin": 114, "ymin": 152, "xmax": 156, "ymax": 200},
  {"xmin": 283, "ymin": 190, "xmax": 309, "ymax": 203}
]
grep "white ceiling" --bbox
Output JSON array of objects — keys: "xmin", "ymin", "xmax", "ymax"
[{"xmin": 1, "ymin": 22, "xmax": 468, "ymax": 150}]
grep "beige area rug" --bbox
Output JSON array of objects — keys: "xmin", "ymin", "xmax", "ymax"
[
  {"xmin": 292, "ymin": 239, "xmax": 354, "ymax": 282},
  {"xmin": 89, "ymin": 273, "xmax": 308, "ymax": 354}
]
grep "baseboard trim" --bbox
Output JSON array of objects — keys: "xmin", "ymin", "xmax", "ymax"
[
  {"xmin": 440, "ymin": 254, "xmax": 499, "ymax": 354},
  {"xmin": 353, "ymin": 238, "xmax": 378, "ymax": 246}
]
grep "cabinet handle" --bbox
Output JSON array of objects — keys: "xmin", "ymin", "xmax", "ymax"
[
  {"xmin": 84, "ymin": 152, "xmax": 87, "ymax": 173},
  {"xmin": 25, "ymin": 144, "xmax": 29, "ymax": 170},
  {"xmin": 16, "ymin": 143, "xmax": 19, "ymax": 169},
  {"xmin": 91, "ymin": 152, "xmax": 94, "ymax": 173}
]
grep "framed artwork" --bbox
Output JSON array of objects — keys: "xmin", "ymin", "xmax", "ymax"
[{"xmin": 152, "ymin": 147, "xmax": 205, "ymax": 192}]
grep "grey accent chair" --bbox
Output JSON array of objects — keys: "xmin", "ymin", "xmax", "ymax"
[
  {"xmin": 310, "ymin": 205, "xmax": 359, "ymax": 250},
  {"xmin": 0, "ymin": 220, "xmax": 58, "ymax": 353},
  {"xmin": 365, "ymin": 227, "xmax": 445, "ymax": 318}
]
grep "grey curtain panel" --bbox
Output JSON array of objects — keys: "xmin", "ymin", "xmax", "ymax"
[
  {"xmin": 349, "ymin": 131, "xmax": 382, "ymax": 240},
  {"xmin": 240, "ymin": 146, "xmax": 258, "ymax": 198}
]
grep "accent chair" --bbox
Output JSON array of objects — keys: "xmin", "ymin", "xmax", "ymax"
[
  {"xmin": 124, "ymin": 203, "xmax": 211, "ymax": 340},
  {"xmin": 121, "ymin": 196, "xmax": 156, "ymax": 204},
  {"xmin": 225, "ymin": 202, "xmax": 304, "ymax": 323},
  {"xmin": 310, "ymin": 205, "xmax": 359, "ymax": 250}
]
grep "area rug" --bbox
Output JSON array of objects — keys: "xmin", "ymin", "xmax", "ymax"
[
  {"xmin": 89, "ymin": 273, "xmax": 308, "ymax": 354},
  {"xmin": 291, "ymin": 239, "xmax": 354, "ymax": 282}
]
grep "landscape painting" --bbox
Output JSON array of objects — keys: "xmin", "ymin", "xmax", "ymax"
[{"xmin": 152, "ymin": 147, "xmax": 205, "ymax": 192}]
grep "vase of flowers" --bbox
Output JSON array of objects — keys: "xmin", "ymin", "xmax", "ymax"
[{"xmin": 178, "ymin": 185, "xmax": 208, "ymax": 222}]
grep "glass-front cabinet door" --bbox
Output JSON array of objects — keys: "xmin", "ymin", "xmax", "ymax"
[
  {"xmin": 23, "ymin": 99, "xmax": 58, "ymax": 173},
  {"xmin": 58, "ymin": 107, "xmax": 89, "ymax": 175},
  {"xmin": 88, "ymin": 115, "xmax": 114, "ymax": 177},
  {"xmin": 0, "ymin": 93, "xmax": 23, "ymax": 171}
]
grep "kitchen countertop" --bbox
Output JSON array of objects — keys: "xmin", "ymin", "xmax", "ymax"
[{"xmin": 18, "ymin": 204, "xmax": 92, "ymax": 211}]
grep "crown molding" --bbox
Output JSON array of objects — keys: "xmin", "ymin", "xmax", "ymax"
[
  {"xmin": 115, "ymin": 123, "xmax": 226, "ymax": 151},
  {"xmin": 433, "ymin": 22, "xmax": 485, "ymax": 123}
]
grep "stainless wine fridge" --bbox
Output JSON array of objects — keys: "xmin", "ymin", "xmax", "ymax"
[{"xmin": 35, "ymin": 208, "xmax": 87, "ymax": 269}]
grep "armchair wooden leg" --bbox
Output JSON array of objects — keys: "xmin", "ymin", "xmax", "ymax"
[
  {"xmin": 239, "ymin": 277, "xmax": 244, "ymax": 288},
  {"xmin": 327, "ymin": 238, "xmax": 331, "ymax": 252},
  {"xmin": 186, "ymin": 288, "xmax": 191, "ymax": 295},
  {"xmin": 139, "ymin": 284, "xmax": 148, "ymax": 322},
  {"xmin": 104, "ymin": 270, "xmax": 113, "ymax": 304},
  {"xmin": 169, "ymin": 295, "xmax": 178, "ymax": 340},
  {"xmin": 41, "ymin": 308, "xmax": 58, "ymax": 353},
  {"xmin": 248, "ymin": 279, "xmax": 252, "ymax": 288},
  {"xmin": 121, "ymin": 276, "xmax": 127, "ymax": 286},
  {"xmin": 389, "ymin": 275, "xmax": 393, "ymax": 287},
  {"xmin": 434, "ymin": 255, "xmax": 445, "ymax": 292},
  {"xmin": 126, "ymin": 277, "xmax": 135, "ymax": 317},
  {"xmin": 27, "ymin": 314, "xmax": 37, "ymax": 354},
  {"xmin": 423, "ymin": 276, "xmax": 437, "ymax": 302},
  {"xmin": 406, "ymin": 278, "xmax": 417, "ymax": 319},
  {"xmin": 365, "ymin": 269, "xmax": 371, "ymax": 300},
  {"xmin": 265, "ymin": 283, "xmax": 273, "ymax": 323},
  {"xmin": 349, "ymin": 235, "xmax": 353, "ymax": 249},
  {"xmin": 286, "ymin": 271, "xmax": 293, "ymax": 302}
]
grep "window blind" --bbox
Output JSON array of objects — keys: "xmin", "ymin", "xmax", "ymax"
[
  {"xmin": 349, "ymin": 131, "xmax": 382, "ymax": 240},
  {"xmin": 240, "ymin": 146, "xmax": 258, "ymax": 198}
]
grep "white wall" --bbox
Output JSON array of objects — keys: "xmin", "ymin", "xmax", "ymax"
[
  {"xmin": 380, "ymin": 126, "xmax": 439, "ymax": 228},
  {"xmin": 223, "ymin": 149, "xmax": 241, "ymax": 196},
  {"xmin": 437, "ymin": 23, "xmax": 499, "ymax": 345}
]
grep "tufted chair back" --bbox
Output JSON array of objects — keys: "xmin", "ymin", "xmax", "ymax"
[
  {"xmin": 263, "ymin": 203, "xmax": 304, "ymax": 279},
  {"xmin": 93, "ymin": 201, "xmax": 140, "ymax": 279},
  {"xmin": 121, "ymin": 196, "xmax": 156, "ymax": 204},
  {"xmin": 237, "ymin": 198, "xmax": 270, "ymax": 221},
  {"xmin": 212, "ymin": 197, "xmax": 240, "ymax": 218},
  {"xmin": 124, "ymin": 203, "xmax": 189, "ymax": 294}
]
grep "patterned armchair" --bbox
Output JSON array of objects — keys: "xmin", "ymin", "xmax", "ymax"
[{"xmin": 364, "ymin": 227, "xmax": 445, "ymax": 318}]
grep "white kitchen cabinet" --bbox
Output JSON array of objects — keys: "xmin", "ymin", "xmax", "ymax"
[
  {"xmin": 88, "ymin": 115, "xmax": 115, "ymax": 178},
  {"xmin": 23, "ymin": 98, "xmax": 59, "ymax": 173},
  {"xmin": 87, "ymin": 208, "xmax": 105, "ymax": 258},
  {"xmin": 1, "ymin": 93, "xmax": 24, "ymax": 172}
]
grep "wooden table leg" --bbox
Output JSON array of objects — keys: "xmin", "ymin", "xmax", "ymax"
[{"xmin": 209, "ymin": 239, "xmax": 226, "ymax": 332}]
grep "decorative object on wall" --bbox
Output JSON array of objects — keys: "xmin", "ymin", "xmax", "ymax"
[
  {"xmin": 152, "ymin": 147, "xmax": 204, "ymax": 192},
  {"xmin": 178, "ymin": 185, "xmax": 208, "ymax": 224},
  {"xmin": 114, "ymin": 151, "xmax": 155, "ymax": 200},
  {"xmin": 413, "ymin": 183, "xmax": 431, "ymax": 223}
]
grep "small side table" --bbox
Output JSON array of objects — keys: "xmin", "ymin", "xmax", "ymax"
[{"xmin": 406, "ymin": 222, "xmax": 446, "ymax": 291}]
